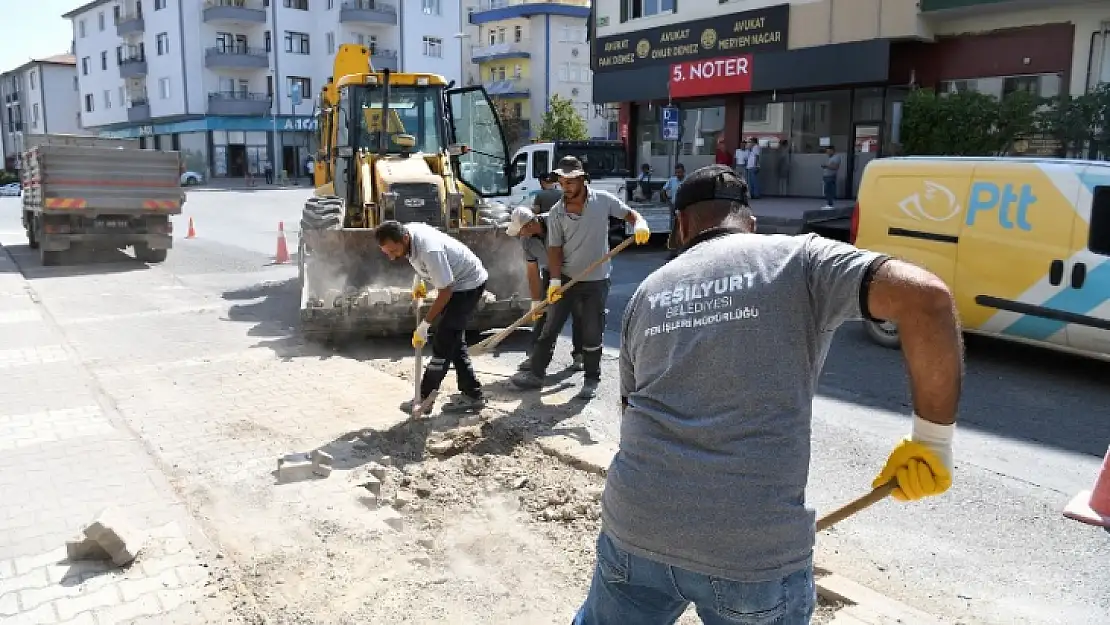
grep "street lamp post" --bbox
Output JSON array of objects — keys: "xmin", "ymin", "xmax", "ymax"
[{"xmin": 453, "ymin": 32, "xmax": 470, "ymax": 88}]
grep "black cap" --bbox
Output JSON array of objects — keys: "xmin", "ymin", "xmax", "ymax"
[
  {"xmin": 551, "ymin": 155, "xmax": 586, "ymax": 178},
  {"xmin": 673, "ymin": 164, "xmax": 749, "ymax": 213}
]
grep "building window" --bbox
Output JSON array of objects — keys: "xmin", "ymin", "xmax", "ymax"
[
  {"xmin": 623, "ymin": 0, "xmax": 675, "ymax": 21},
  {"xmin": 33, "ymin": 104, "xmax": 40, "ymax": 124},
  {"xmin": 514, "ymin": 64, "xmax": 522, "ymax": 79},
  {"xmin": 73, "ymin": 76, "xmax": 79, "ymax": 91},
  {"xmin": 155, "ymin": 0, "xmax": 167, "ymax": 8},
  {"xmin": 159, "ymin": 77, "xmax": 171, "ymax": 99},
  {"xmin": 98, "ymin": 11, "xmax": 105, "ymax": 31},
  {"xmin": 422, "ymin": 0, "xmax": 440, "ymax": 15},
  {"xmin": 101, "ymin": 51, "xmax": 108, "ymax": 70},
  {"xmin": 79, "ymin": 19, "xmax": 86, "ymax": 38},
  {"xmin": 118, "ymin": 86, "xmax": 125, "ymax": 105},
  {"xmin": 113, "ymin": 6, "xmax": 120, "ymax": 22},
  {"xmin": 423, "ymin": 36, "xmax": 443, "ymax": 58},
  {"xmin": 157, "ymin": 33, "xmax": 169, "ymax": 55},
  {"xmin": 497, "ymin": 28, "xmax": 505, "ymax": 44},
  {"xmin": 744, "ymin": 104, "xmax": 768, "ymax": 123},
  {"xmin": 81, "ymin": 57, "xmax": 90, "ymax": 75},
  {"xmin": 327, "ymin": 32, "xmax": 335, "ymax": 54},
  {"xmin": 29, "ymin": 71, "xmax": 36, "ymax": 90},
  {"xmin": 514, "ymin": 26, "xmax": 522, "ymax": 43},
  {"xmin": 488, "ymin": 31, "xmax": 495, "ymax": 46},
  {"xmin": 557, "ymin": 63, "xmax": 568, "ymax": 81},
  {"xmin": 84, "ymin": 93, "xmax": 94, "ymax": 112},
  {"xmin": 287, "ymin": 76, "xmax": 311, "ymax": 101},
  {"xmin": 327, "ymin": 0, "xmax": 334, "ymax": 7},
  {"xmin": 283, "ymin": 0, "xmax": 309, "ymax": 9},
  {"xmin": 938, "ymin": 73, "xmax": 1062, "ymax": 100},
  {"xmin": 285, "ymin": 31, "xmax": 310, "ymax": 54},
  {"xmin": 103, "ymin": 90, "xmax": 111, "ymax": 109},
  {"xmin": 264, "ymin": 31, "xmax": 272, "ymax": 52},
  {"xmin": 116, "ymin": 46, "xmax": 123, "ymax": 64},
  {"xmin": 266, "ymin": 76, "xmax": 274, "ymax": 98}
]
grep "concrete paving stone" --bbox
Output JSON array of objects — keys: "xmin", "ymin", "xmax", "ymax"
[
  {"xmin": 0, "ymin": 309, "xmax": 42, "ymax": 325},
  {"xmin": 0, "ymin": 346, "xmax": 71, "ymax": 370},
  {"xmin": 84, "ymin": 508, "xmax": 149, "ymax": 567},
  {"xmin": 53, "ymin": 583, "xmax": 125, "ymax": 621},
  {"xmin": 0, "ymin": 406, "xmax": 112, "ymax": 452},
  {"xmin": 10, "ymin": 601, "xmax": 58, "ymax": 624}
]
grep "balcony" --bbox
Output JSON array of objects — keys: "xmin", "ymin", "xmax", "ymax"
[
  {"xmin": 127, "ymin": 100, "xmax": 150, "ymax": 123},
  {"xmin": 203, "ymin": 0, "xmax": 267, "ymax": 24},
  {"xmin": 208, "ymin": 91, "xmax": 272, "ymax": 116},
  {"xmin": 471, "ymin": 39, "xmax": 531, "ymax": 62},
  {"xmin": 205, "ymin": 46, "xmax": 269, "ymax": 70},
  {"xmin": 339, "ymin": 0, "xmax": 398, "ymax": 25},
  {"xmin": 484, "ymin": 78, "xmax": 530, "ymax": 97},
  {"xmin": 115, "ymin": 12, "xmax": 144, "ymax": 37},
  {"xmin": 118, "ymin": 56, "xmax": 148, "ymax": 79},
  {"xmin": 370, "ymin": 48, "xmax": 399, "ymax": 71},
  {"xmin": 470, "ymin": 0, "xmax": 589, "ymax": 23}
]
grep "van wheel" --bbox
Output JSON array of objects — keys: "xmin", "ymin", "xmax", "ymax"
[{"xmin": 863, "ymin": 319, "xmax": 901, "ymax": 349}]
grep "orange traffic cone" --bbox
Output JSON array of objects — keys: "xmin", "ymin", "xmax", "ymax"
[
  {"xmin": 274, "ymin": 221, "xmax": 290, "ymax": 264},
  {"xmin": 1063, "ymin": 445, "xmax": 1110, "ymax": 527},
  {"xmin": 185, "ymin": 217, "xmax": 196, "ymax": 239}
]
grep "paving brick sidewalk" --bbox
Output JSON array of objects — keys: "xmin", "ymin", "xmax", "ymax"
[{"xmin": 0, "ymin": 247, "xmax": 246, "ymax": 625}]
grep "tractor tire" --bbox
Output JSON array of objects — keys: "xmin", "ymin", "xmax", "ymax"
[{"xmin": 301, "ymin": 195, "xmax": 344, "ymax": 231}]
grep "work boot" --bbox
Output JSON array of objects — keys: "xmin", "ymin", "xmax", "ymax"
[
  {"xmin": 570, "ymin": 354, "xmax": 584, "ymax": 372},
  {"xmin": 442, "ymin": 394, "xmax": 486, "ymax": 413},
  {"xmin": 510, "ymin": 371, "xmax": 544, "ymax": 389},
  {"xmin": 576, "ymin": 379, "xmax": 599, "ymax": 400},
  {"xmin": 518, "ymin": 356, "xmax": 533, "ymax": 372},
  {"xmin": 400, "ymin": 395, "xmax": 436, "ymax": 416}
]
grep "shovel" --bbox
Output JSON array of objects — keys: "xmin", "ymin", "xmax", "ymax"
[
  {"xmin": 471, "ymin": 236, "xmax": 636, "ymax": 356},
  {"xmin": 410, "ymin": 296, "xmax": 437, "ymax": 417},
  {"xmin": 816, "ymin": 481, "xmax": 897, "ymax": 532}
]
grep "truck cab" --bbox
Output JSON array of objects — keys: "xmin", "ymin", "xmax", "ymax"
[{"xmin": 506, "ymin": 140, "xmax": 630, "ymax": 207}]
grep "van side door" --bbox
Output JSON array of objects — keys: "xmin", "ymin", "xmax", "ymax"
[
  {"xmin": 1063, "ymin": 168, "xmax": 1110, "ymax": 355},
  {"xmin": 956, "ymin": 162, "xmax": 1080, "ymax": 348}
]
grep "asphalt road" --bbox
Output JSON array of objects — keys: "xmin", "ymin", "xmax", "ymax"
[{"xmin": 2, "ymin": 188, "xmax": 1108, "ymax": 624}]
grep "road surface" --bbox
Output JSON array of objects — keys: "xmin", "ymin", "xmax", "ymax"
[{"xmin": 1, "ymin": 188, "xmax": 1107, "ymax": 624}]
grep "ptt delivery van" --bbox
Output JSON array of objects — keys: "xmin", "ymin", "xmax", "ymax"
[{"xmin": 852, "ymin": 157, "xmax": 1110, "ymax": 362}]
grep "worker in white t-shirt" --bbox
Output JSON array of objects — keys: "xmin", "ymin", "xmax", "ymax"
[
  {"xmin": 745, "ymin": 137, "xmax": 762, "ymax": 199},
  {"xmin": 733, "ymin": 145, "xmax": 749, "ymax": 181}
]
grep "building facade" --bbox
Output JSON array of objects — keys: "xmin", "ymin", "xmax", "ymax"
[
  {"xmin": 467, "ymin": 0, "xmax": 616, "ymax": 146},
  {"xmin": 592, "ymin": 0, "xmax": 1110, "ymax": 199},
  {"xmin": 64, "ymin": 0, "xmax": 463, "ymax": 179},
  {"xmin": 0, "ymin": 55, "xmax": 88, "ymax": 171}
]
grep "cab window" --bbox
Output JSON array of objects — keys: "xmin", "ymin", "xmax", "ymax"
[
  {"xmin": 532, "ymin": 150, "xmax": 549, "ymax": 180},
  {"xmin": 510, "ymin": 152, "xmax": 527, "ymax": 185},
  {"xmin": 1090, "ymin": 186, "xmax": 1110, "ymax": 256}
]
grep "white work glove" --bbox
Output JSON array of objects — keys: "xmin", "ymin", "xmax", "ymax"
[
  {"xmin": 412, "ymin": 320, "xmax": 431, "ymax": 349},
  {"xmin": 873, "ymin": 414, "xmax": 955, "ymax": 502},
  {"xmin": 546, "ymin": 278, "xmax": 562, "ymax": 304},
  {"xmin": 633, "ymin": 219, "xmax": 651, "ymax": 245}
]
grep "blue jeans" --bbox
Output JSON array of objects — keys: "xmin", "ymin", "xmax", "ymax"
[
  {"xmin": 746, "ymin": 167, "xmax": 760, "ymax": 198},
  {"xmin": 822, "ymin": 177, "xmax": 837, "ymax": 206},
  {"xmin": 574, "ymin": 532, "xmax": 816, "ymax": 625}
]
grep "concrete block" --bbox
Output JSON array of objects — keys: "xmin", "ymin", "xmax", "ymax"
[
  {"xmin": 378, "ymin": 507, "xmax": 404, "ymax": 531},
  {"xmin": 83, "ymin": 507, "xmax": 147, "ymax": 567},
  {"xmin": 66, "ymin": 535, "xmax": 110, "ymax": 561},
  {"xmin": 310, "ymin": 449, "xmax": 333, "ymax": 466},
  {"xmin": 367, "ymin": 462, "xmax": 388, "ymax": 481},
  {"xmin": 278, "ymin": 452, "xmax": 311, "ymax": 469},
  {"xmin": 277, "ymin": 458, "xmax": 316, "ymax": 482},
  {"xmin": 392, "ymin": 491, "xmax": 412, "ymax": 510},
  {"xmin": 311, "ymin": 463, "xmax": 333, "ymax": 477},
  {"xmin": 458, "ymin": 415, "xmax": 482, "ymax": 428},
  {"xmin": 360, "ymin": 475, "xmax": 382, "ymax": 496}
]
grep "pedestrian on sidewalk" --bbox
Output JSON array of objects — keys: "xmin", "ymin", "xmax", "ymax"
[
  {"xmin": 745, "ymin": 137, "xmax": 762, "ymax": 199},
  {"xmin": 574, "ymin": 164, "xmax": 963, "ymax": 625},
  {"xmin": 660, "ymin": 163, "xmax": 685, "ymax": 258},
  {"xmin": 376, "ymin": 221, "xmax": 490, "ymax": 414},
  {"xmin": 820, "ymin": 145, "xmax": 841, "ymax": 209},
  {"xmin": 263, "ymin": 160, "xmax": 274, "ymax": 185},
  {"xmin": 510, "ymin": 155, "xmax": 651, "ymax": 400},
  {"xmin": 505, "ymin": 205, "xmax": 584, "ymax": 372}
]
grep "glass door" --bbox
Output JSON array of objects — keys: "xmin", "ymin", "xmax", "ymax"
[{"xmin": 851, "ymin": 122, "xmax": 881, "ymax": 198}]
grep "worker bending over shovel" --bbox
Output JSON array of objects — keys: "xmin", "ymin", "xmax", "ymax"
[
  {"xmin": 510, "ymin": 155, "xmax": 651, "ymax": 400},
  {"xmin": 376, "ymin": 221, "xmax": 489, "ymax": 415},
  {"xmin": 574, "ymin": 165, "xmax": 964, "ymax": 624}
]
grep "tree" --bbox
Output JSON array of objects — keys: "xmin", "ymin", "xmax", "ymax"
[
  {"xmin": 537, "ymin": 94, "xmax": 589, "ymax": 141},
  {"xmin": 901, "ymin": 88, "xmax": 1040, "ymax": 156},
  {"xmin": 492, "ymin": 99, "xmax": 530, "ymax": 152}
]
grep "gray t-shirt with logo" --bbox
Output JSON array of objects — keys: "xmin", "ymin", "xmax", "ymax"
[
  {"xmin": 405, "ymin": 222, "xmax": 488, "ymax": 292},
  {"xmin": 547, "ymin": 188, "xmax": 630, "ymax": 282},
  {"xmin": 603, "ymin": 231, "xmax": 885, "ymax": 582}
]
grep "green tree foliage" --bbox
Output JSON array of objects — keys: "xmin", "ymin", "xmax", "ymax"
[
  {"xmin": 492, "ymin": 99, "xmax": 530, "ymax": 152},
  {"xmin": 537, "ymin": 94, "xmax": 589, "ymax": 141}
]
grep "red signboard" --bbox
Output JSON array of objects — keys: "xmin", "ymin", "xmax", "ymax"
[{"xmin": 668, "ymin": 55, "xmax": 753, "ymax": 99}]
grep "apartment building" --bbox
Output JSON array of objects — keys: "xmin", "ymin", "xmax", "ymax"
[
  {"xmin": 593, "ymin": 0, "xmax": 1110, "ymax": 200},
  {"xmin": 465, "ymin": 0, "xmax": 615, "ymax": 144},
  {"xmin": 0, "ymin": 55, "xmax": 87, "ymax": 170},
  {"xmin": 64, "ymin": 0, "xmax": 462, "ymax": 179}
]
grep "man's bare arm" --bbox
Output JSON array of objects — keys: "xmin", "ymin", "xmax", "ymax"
[
  {"xmin": 623, "ymin": 208, "xmax": 644, "ymax": 225},
  {"xmin": 526, "ymin": 262, "xmax": 542, "ymax": 300},
  {"xmin": 547, "ymin": 246, "xmax": 564, "ymax": 281},
  {"xmin": 866, "ymin": 260, "xmax": 963, "ymax": 425}
]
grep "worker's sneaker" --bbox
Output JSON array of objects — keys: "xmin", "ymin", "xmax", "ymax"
[
  {"xmin": 400, "ymin": 395, "xmax": 435, "ymax": 416},
  {"xmin": 570, "ymin": 354, "xmax": 585, "ymax": 372},
  {"xmin": 518, "ymin": 357, "xmax": 533, "ymax": 372},
  {"xmin": 442, "ymin": 394, "xmax": 486, "ymax": 413},
  {"xmin": 576, "ymin": 379, "xmax": 599, "ymax": 400},
  {"xmin": 510, "ymin": 371, "xmax": 544, "ymax": 389}
]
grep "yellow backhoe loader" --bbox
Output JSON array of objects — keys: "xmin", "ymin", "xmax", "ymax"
[{"xmin": 298, "ymin": 44, "xmax": 530, "ymax": 339}]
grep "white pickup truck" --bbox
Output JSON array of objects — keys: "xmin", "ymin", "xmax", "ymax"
[{"xmin": 505, "ymin": 140, "xmax": 671, "ymax": 243}]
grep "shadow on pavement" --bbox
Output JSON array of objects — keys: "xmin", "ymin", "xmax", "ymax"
[
  {"xmin": 2, "ymin": 244, "xmax": 151, "ymax": 279},
  {"xmin": 818, "ymin": 322, "xmax": 1110, "ymax": 458}
]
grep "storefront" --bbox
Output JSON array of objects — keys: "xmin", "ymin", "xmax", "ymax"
[{"xmin": 99, "ymin": 115, "xmax": 318, "ymax": 180}]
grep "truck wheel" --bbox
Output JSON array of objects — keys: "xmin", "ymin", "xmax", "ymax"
[
  {"xmin": 301, "ymin": 195, "xmax": 343, "ymax": 231},
  {"xmin": 40, "ymin": 249, "xmax": 62, "ymax": 266},
  {"xmin": 134, "ymin": 244, "xmax": 168, "ymax": 263},
  {"xmin": 26, "ymin": 226, "xmax": 38, "ymax": 250},
  {"xmin": 863, "ymin": 319, "xmax": 901, "ymax": 349}
]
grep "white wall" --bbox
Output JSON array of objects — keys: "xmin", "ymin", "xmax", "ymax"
[
  {"xmin": 72, "ymin": 3, "xmax": 127, "ymax": 128},
  {"xmin": 145, "ymin": 1, "xmax": 187, "ymax": 118},
  {"xmin": 399, "ymin": 0, "xmax": 463, "ymax": 85},
  {"xmin": 38, "ymin": 64, "xmax": 87, "ymax": 135}
]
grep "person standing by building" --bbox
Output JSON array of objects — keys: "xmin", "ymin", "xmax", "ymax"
[
  {"xmin": 510, "ymin": 156, "xmax": 651, "ymax": 400},
  {"xmin": 745, "ymin": 137, "xmax": 762, "ymax": 199},
  {"xmin": 777, "ymin": 139, "xmax": 792, "ymax": 196},
  {"xmin": 505, "ymin": 206, "xmax": 584, "ymax": 372},
  {"xmin": 733, "ymin": 142, "xmax": 749, "ymax": 181},
  {"xmin": 263, "ymin": 159, "xmax": 274, "ymax": 185},
  {"xmin": 660, "ymin": 163, "xmax": 685, "ymax": 256},
  {"xmin": 715, "ymin": 137, "xmax": 731, "ymax": 166},
  {"xmin": 376, "ymin": 221, "xmax": 490, "ymax": 414},
  {"xmin": 573, "ymin": 164, "xmax": 963, "ymax": 624},
  {"xmin": 821, "ymin": 145, "xmax": 842, "ymax": 209}
]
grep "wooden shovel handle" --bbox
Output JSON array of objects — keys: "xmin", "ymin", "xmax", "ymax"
[
  {"xmin": 816, "ymin": 481, "xmax": 897, "ymax": 532},
  {"xmin": 471, "ymin": 236, "xmax": 636, "ymax": 355}
]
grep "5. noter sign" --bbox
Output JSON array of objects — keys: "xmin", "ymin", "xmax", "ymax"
[{"xmin": 669, "ymin": 55, "xmax": 753, "ymax": 99}]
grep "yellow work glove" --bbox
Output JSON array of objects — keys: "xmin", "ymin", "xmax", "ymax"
[
  {"xmin": 872, "ymin": 414, "xmax": 955, "ymax": 501},
  {"xmin": 546, "ymin": 278, "xmax": 563, "ymax": 304},
  {"xmin": 528, "ymin": 300, "xmax": 544, "ymax": 322},
  {"xmin": 412, "ymin": 320, "xmax": 430, "ymax": 349},
  {"xmin": 412, "ymin": 279, "xmax": 428, "ymax": 300},
  {"xmin": 633, "ymin": 219, "xmax": 651, "ymax": 245}
]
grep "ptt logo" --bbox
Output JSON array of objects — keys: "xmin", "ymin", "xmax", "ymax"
[
  {"xmin": 897, "ymin": 181, "xmax": 962, "ymax": 222},
  {"xmin": 966, "ymin": 182, "xmax": 1035, "ymax": 230}
]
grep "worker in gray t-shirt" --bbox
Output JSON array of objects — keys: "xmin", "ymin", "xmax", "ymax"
[
  {"xmin": 532, "ymin": 173, "xmax": 562, "ymax": 213},
  {"xmin": 375, "ymin": 221, "xmax": 489, "ymax": 415},
  {"xmin": 510, "ymin": 155, "xmax": 650, "ymax": 399},
  {"xmin": 574, "ymin": 165, "xmax": 964, "ymax": 623}
]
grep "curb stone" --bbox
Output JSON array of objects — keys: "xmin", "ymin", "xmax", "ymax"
[{"xmin": 538, "ymin": 435, "xmax": 951, "ymax": 625}]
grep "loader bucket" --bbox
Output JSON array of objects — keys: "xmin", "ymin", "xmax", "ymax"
[{"xmin": 298, "ymin": 224, "xmax": 532, "ymax": 339}]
